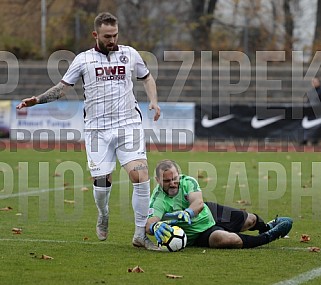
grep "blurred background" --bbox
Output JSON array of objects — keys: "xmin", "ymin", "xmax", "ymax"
[
  {"xmin": 1, "ymin": 0, "xmax": 321, "ymax": 144},
  {"xmin": 0, "ymin": 0, "xmax": 320, "ymax": 61}
]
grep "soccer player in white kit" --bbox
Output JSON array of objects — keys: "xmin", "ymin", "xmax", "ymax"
[{"xmin": 16, "ymin": 12, "xmax": 161, "ymax": 251}]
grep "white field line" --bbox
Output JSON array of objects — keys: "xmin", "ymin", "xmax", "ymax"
[
  {"xmin": 272, "ymin": 267, "xmax": 321, "ymax": 285},
  {"xmin": 0, "ymin": 180, "xmax": 128, "ymax": 200},
  {"xmin": 0, "ymin": 237, "xmax": 112, "ymax": 245},
  {"xmin": 278, "ymin": 247, "xmax": 313, "ymax": 251},
  {"xmin": 0, "ymin": 185, "xmax": 81, "ymax": 199}
]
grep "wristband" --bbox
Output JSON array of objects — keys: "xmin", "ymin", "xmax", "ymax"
[{"xmin": 185, "ymin": 207, "xmax": 195, "ymax": 218}]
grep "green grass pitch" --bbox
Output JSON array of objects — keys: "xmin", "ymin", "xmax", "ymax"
[{"xmin": 1, "ymin": 147, "xmax": 321, "ymax": 285}]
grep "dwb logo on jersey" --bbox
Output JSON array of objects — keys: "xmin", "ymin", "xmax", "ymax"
[{"xmin": 95, "ymin": 66, "xmax": 126, "ymax": 81}]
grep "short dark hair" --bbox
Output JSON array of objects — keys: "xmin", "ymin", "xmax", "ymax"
[
  {"xmin": 155, "ymin": 160, "xmax": 180, "ymax": 178},
  {"xmin": 94, "ymin": 12, "xmax": 118, "ymax": 31}
]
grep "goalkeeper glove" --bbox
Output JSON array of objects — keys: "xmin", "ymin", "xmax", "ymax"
[
  {"xmin": 150, "ymin": 221, "xmax": 174, "ymax": 244},
  {"xmin": 163, "ymin": 208, "xmax": 195, "ymax": 225}
]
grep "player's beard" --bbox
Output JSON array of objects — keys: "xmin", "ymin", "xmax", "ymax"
[
  {"xmin": 167, "ymin": 187, "xmax": 179, "ymax": 197},
  {"xmin": 97, "ymin": 40, "xmax": 115, "ymax": 54}
]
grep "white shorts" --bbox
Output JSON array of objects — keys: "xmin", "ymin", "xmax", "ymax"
[{"xmin": 84, "ymin": 123, "xmax": 147, "ymax": 177}]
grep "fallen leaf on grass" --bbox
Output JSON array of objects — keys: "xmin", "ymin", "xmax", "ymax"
[
  {"xmin": 30, "ymin": 253, "xmax": 54, "ymax": 260},
  {"xmin": 81, "ymin": 187, "xmax": 89, "ymax": 191},
  {"xmin": 0, "ymin": 206, "xmax": 13, "ymax": 211},
  {"xmin": 127, "ymin": 266, "xmax": 144, "ymax": 273},
  {"xmin": 308, "ymin": 247, "xmax": 320, "ymax": 252},
  {"xmin": 300, "ymin": 234, "xmax": 311, "ymax": 242},
  {"xmin": 12, "ymin": 228, "xmax": 22, "ymax": 234},
  {"xmin": 197, "ymin": 170, "xmax": 206, "ymax": 178},
  {"xmin": 236, "ymin": 200, "xmax": 251, "ymax": 206},
  {"xmin": 83, "ymin": 236, "xmax": 89, "ymax": 241},
  {"xmin": 64, "ymin": 200, "xmax": 75, "ymax": 204},
  {"xmin": 41, "ymin": 254, "xmax": 54, "ymax": 260},
  {"xmin": 166, "ymin": 274, "xmax": 183, "ymax": 279},
  {"xmin": 202, "ymin": 177, "xmax": 213, "ymax": 182}
]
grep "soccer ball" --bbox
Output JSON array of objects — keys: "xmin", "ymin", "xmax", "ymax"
[{"xmin": 158, "ymin": 226, "xmax": 187, "ymax": 252}]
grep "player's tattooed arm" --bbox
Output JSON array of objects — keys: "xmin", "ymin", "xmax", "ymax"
[
  {"xmin": 16, "ymin": 82, "xmax": 70, "ymax": 110},
  {"xmin": 37, "ymin": 82, "xmax": 68, "ymax": 104}
]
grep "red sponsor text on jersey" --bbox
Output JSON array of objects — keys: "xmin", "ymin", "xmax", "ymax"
[
  {"xmin": 95, "ymin": 66, "xmax": 125, "ymax": 76},
  {"xmin": 95, "ymin": 66, "xmax": 126, "ymax": 81}
]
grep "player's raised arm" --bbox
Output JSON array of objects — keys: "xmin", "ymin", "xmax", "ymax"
[
  {"xmin": 142, "ymin": 74, "xmax": 161, "ymax": 121},
  {"xmin": 16, "ymin": 81, "xmax": 69, "ymax": 109}
]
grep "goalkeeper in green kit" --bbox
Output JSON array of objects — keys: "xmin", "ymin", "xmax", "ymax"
[{"xmin": 146, "ymin": 160, "xmax": 293, "ymax": 248}]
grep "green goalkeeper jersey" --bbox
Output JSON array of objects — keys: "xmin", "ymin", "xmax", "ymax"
[{"xmin": 149, "ymin": 174, "xmax": 215, "ymax": 245}]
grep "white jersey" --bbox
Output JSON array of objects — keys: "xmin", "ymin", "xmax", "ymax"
[{"xmin": 62, "ymin": 45, "xmax": 149, "ymax": 130}]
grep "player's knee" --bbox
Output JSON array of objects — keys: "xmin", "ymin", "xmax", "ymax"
[
  {"xmin": 246, "ymin": 213, "xmax": 257, "ymax": 229},
  {"xmin": 94, "ymin": 175, "xmax": 111, "ymax": 187},
  {"xmin": 209, "ymin": 231, "xmax": 242, "ymax": 248},
  {"xmin": 127, "ymin": 162, "xmax": 149, "ymax": 183},
  {"xmin": 209, "ymin": 231, "xmax": 229, "ymax": 248}
]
